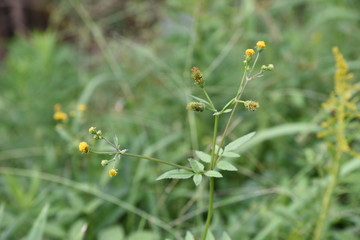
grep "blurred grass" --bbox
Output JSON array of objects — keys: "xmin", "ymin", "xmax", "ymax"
[{"xmin": 1, "ymin": 0, "xmax": 360, "ymax": 239}]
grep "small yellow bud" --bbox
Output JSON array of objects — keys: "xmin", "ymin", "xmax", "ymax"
[
  {"xmin": 89, "ymin": 127, "xmax": 96, "ymax": 134},
  {"xmin": 53, "ymin": 111, "xmax": 68, "ymax": 121},
  {"xmin": 79, "ymin": 142, "xmax": 90, "ymax": 153},
  {"xmin": 96, "ymin": 130, "xmax": 102, "ymax": 136},
  {"xmin": 101, "ymin": 160, "xmax": 109, "ymax": 167},
  {"xmin": 245, "ymin": 49, "xmax": 255, "ymax": 57},
  {"xmin": 267, "ymin": 64, "xmax": 274, "ymax": 71},
  {"xmin": 186, "ymin": 102, "xmax": 205, "ymax": 112},
  {"xmin": 244, "ymin": 101, "xmax": 260, "ymax": 111},
  {"xmin": 256, "ymin": 41, "xmax": 266, "ymax": 49},
  {"xmin": 109, "ymin": 169, "xmax": 118, "ymax": 177},
  {"xmin": 77, "ymin": 104, "xmax": 87, "ymax": 111}
]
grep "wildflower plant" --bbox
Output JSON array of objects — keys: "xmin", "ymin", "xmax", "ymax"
[
  {"xmin": 80, "ymin": 41, "xmax": 273, "ymax": 239},
  {"xmin": 313, "ymin": 47, "xmax": 360, "ymax": 240}
]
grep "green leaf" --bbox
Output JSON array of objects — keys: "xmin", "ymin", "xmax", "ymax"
[
  {"xmin": 185, "ymin": 231, "xmax": 195, "ymax": 240},
  {"xmin": 195, "ymin": 151, "xmax": 211, "ymax": 163},
  {"xmin": 222, "ymin": 151, "xmax": 240, "ymax": 158},
  {"xmin": 204, "ymin": 170, "xmax": 223, "ymax": 178},
  {"xmin": 191, "ymin": 95, "xmax": 210, "ymax": 105},
  {"xmin": 188, "ymin": 159, "xmax": 204, "ymax": 173},
  {"xmin": 216, "ymin": 161, "xmax": 238, "ymax": 171},
  {"xmin": 213, "ymin": 109, "xmax": 232, "ymax": 116},
  {"xmin": 206, "ymin": 231, "xmax": 215, "ymax": 240},
  {"xmin": 98, "ymin": 226, "xmax": 124, "ymax": 240},
  {"xmin": 128, "ymin": 231, "xmax": 159, "ymax": 240},
  {"xmin": 25, "ymin": 204, "xmax": 49, "ymax": 240},
  {"xmin": 224, "ymin": 132, "xmax": 256, "ymax": 152},
  {"xmin": 214, "ymin": 145, "xmax": 224, "ymax": 155},
  {"xmin": 221, "ymin": 232, "xmax": 232, "ymax": 240},
  {"xmin": 193, "ymin": 174, "xmax": 203, "ymax": 186},
  {"xmin": 156, "ymin": 169, "xmax": 194, "ymax": 180}
]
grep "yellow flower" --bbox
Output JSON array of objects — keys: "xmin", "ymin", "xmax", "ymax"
[
  {"xmin": 79, "ymin": 142, "xmax": 90, "ymax": 153},
  {"xmin": 53, "ymin": 111, "xmax": 68, "ymax": 121},
  {"xmin": 245, "ymin": 49, "xmax": 255, "ymax": 57},
  {"xmin": 77, "ymin": 104, "xmax": 87, "ymax": 111},
  {"xmin": 109, "ymin": 169, "xmax": 118, "ymax": 177},
  {"xmin": 256, "ymin": 41, "xmax": 266, "ymax": 49}
]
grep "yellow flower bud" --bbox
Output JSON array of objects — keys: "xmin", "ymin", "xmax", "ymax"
[
  {"xmin": 256, "ymin": 41, "xmax": 266, "ymax": 49},
  {"xmin": 245, "ymin": 49, "xmax": 255, "ymax": 57},
  {"xmin": 53, "ymin": 111, "xmax": 68, "ymax": 121},
  {"xmin": 79, "ymin": 142, "xmax": 90, "ymax": 153},
  {"xmin": 186, "ymin": 102, "xmax": 205, "ymax": 112},
  {"xmin": 109, "ymin": 169, "xmax": 118, "ymax": 177}
]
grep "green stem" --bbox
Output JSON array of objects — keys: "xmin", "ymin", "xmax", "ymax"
[
  {"xmin": 202, "ymin": 88, "xmax": 216, "ymax": 111},
  {"xmin": 250, "ymin": 52, "xmax": 260, "ymax": 74},
  {"xmin": 122, "ymin": 152, "xmax": 193, "ymax": 172},
  {"xmin": 91, "ymin": 151, "xmax": 192, "ymax": 172},
  {"xmin": 202, "ymin": 177, "xmax": 214, "ymax": 240},
  {"xmin": 215, "ymin": 67, "xmax": 248, "ymax": 162},
  {"xmin": 201, "ymin": 115, "xmax": 219, "ymax": 239},
  {"xmin": 312, "ymin": 151, "xmax": 341, "ymax": 240}
]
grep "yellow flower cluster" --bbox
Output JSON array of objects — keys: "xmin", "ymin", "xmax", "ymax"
[
  {"xmin": 244, "ymin": 101, "xmax": 260, "ymax": 111},
  {"xmin": 317, "ymin": 47, "xmax": 360, "ymax": 156}
]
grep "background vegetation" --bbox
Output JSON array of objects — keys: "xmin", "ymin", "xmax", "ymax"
[{"xmin": 1, "ymin": 0, "xmax": 360, "ymax": 239}]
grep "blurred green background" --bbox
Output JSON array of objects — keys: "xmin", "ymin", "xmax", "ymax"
[{"xmin": 1, "ymin": 0, "xmax": 360, "ymax": 239}]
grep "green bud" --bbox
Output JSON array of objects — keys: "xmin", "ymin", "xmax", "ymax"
[{"xmin": 101, "ymin": 160, "xmax": 109, "ymax": 167}]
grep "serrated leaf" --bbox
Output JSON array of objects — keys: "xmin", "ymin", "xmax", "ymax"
[
  {"xmin": 193, "ymin": 174, "xmax": 203, "ymax": 186},
  {"xmin": 216, "ymin": 161, "xmax": 238, "ymax": 171},
  {"xmin": 185, "ymin": 231, "xmax": 195, "ymax": 240},
  {"xmin": 224, "ymin": 132, "xmax": 256, "ymax": 152},
  {"xmin": 195, "ymin": 151, "xmax": 211, "ymax": 163},
  {"xmin": 156, "ymin": 169, "xmax": 194, "ymax": 180},
  {"xmin": 221, "ymin": 232, "xmax": 232, "ymax": 240},
  {"xmin": 222, "ymin": 151, "xmax": 240, "ymax": 158},
  {"xmin": 204, "ymin": 170, "xmax": 223, "ymax": 178},
  {"xmin": 188, "ymin": 159, "xmax": 204, "ymax": 173}
]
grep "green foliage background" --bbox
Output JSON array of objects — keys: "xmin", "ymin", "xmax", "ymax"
[{"xmin": 1, "ymin": 0, "xmax": 360, "ymax": 239}]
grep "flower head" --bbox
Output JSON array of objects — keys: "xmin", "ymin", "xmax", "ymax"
[
  {"xmin": 89, "ymin": 126, "xmax": 96, "ymax": 134},
  {"xmin": 101, "ymin": 160, "xmax": 109, "ymax": 167},
  {"xmin": 245, "ymin": 49, "xmax": 255, "ymax": 57},
  {"xmin": 79, "ymin": 141, "xmax": 90, "ymax": 153},
  {"xmin": 244, "ymin": 101, "xmax": 260, "ymax": 111},
  {"xmin": 53, "ymin": 111, "xmax": 68, "ymax": 121},
  {"xmin": 191, "ymin": 67, "xmax": 205, "ymax": 87},
  {"xmin": 256, "ymin": 41, "xmax": 266, "ymax": 49},
  {"xmin": 186, "ymin": 102, "xmax": 205, "ymax": 112},
  {"xmin": 109, "ymin": 169, "xmax": 118, "ymax": 177}
]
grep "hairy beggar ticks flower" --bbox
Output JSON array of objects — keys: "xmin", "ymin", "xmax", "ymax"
[
  {"xmin": 245, "ymin": 49, "xmax": 255, "ymax": 57},
  {"xmin": 109, "ymin": 169, "xmax": 118, "ymax": 177},
  {"xmin": 79, "ymin": 142, "xmax": 90, "ymax": 153}
]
